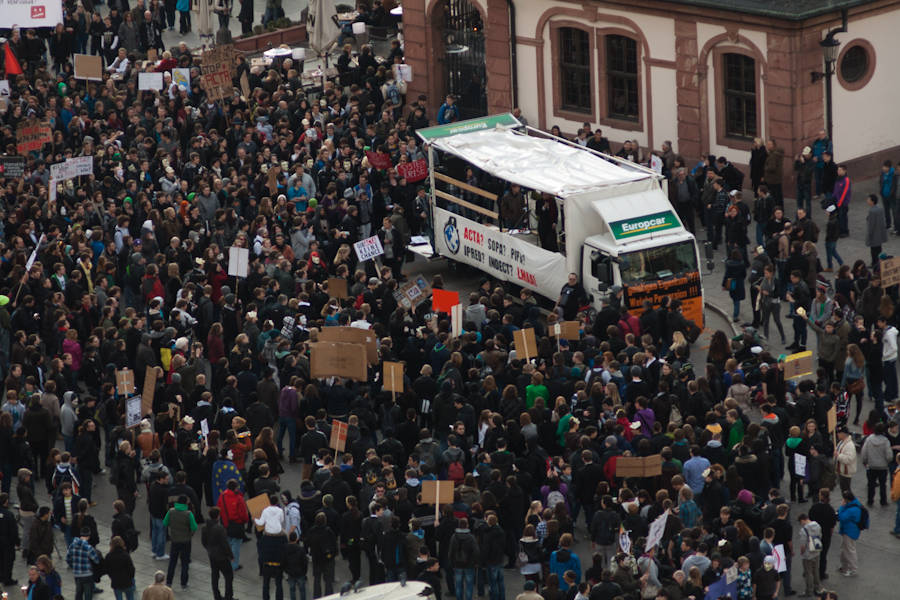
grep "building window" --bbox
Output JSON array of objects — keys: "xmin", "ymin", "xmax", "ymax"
[
  {"xmin": 722, "ymin": 53, "xmax": 757, "ymax": 139},
  {"xmin": 559, "ymin": 27, "xmax": 591, "ymax": 113},
  {"xmin": 605, "ymin": 35, "xmax": 638, "ymax": 121},
  {"xmin": 840, "ymin": 45, "xmax": 868, "ymax": 83}
]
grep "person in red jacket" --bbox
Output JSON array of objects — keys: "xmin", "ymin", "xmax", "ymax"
[{"xmin": 216, "ymin": 479, "xmax": 249, "ymax": 571}]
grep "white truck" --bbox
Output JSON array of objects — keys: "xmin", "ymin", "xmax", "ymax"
[{"xmin": 415, "ymin": 114, "xmax": 705, "ymax": 326}]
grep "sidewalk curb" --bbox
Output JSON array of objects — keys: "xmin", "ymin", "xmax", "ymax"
[{"xmin": 704, "ymin": 300, "xmax": 741, "ymax": 337}]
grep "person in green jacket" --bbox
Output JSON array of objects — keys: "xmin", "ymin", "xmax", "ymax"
[
  {"xmin": 525, "ymin": 371, "xmax": 549, "ymax": 410},
  {"xmin": 163, "ymin": 495, "xmax": 198, "ymax": 590},
  {"xmin": 725, "ymin": 409, "xmax": 745, "ymax": 450}
]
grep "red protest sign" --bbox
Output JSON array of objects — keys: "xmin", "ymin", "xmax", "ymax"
[
  {"xmin": 365, "ymin": 150, "xmax": 393, "ymax": 170},
  {"xmin": 432, "ymin": 288, "xmax": 460, "ymax": 313},
  {"xmin": 398, "ymin": 159, "xmax": 428, "ymax": 182},
  {"xmin": 16, "ymin": 123, "xmax": 52, "ymax": 154},
  {"xmin": 330, "ymin": 420, "xmax": 348, "ymax": 452}
]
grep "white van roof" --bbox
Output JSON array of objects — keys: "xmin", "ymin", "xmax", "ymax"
[
  {"xmin": 317, "ymin": 581, "xmax": 435, "ymax": 600},
  {"xmin": 418, "ymin": 115, "xmax": 654, "ymax": 198}
]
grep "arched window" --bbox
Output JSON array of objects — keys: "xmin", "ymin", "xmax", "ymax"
[
  {"xmin": 605, "ymin": 35, "xmax": 638, "ymax": 121},
  {"xmin": 722, "ymin": 53, "xmax": 757, "ymax": 139},
  {"xmin": 558, "ymin": 27, "xmax": 591, "ymax": 113}
]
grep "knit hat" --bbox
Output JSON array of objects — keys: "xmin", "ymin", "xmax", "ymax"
[{"xmin": 737, "ymin": 489, "xmax": 754, "ymax": 505}]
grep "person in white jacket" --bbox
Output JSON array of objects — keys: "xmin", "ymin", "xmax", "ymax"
[
  {"xmin": 880, "ymin": 316, "xmax": 899, "ymax": 405},
  {"xmin": 834, "ymin": 426, "xmax": 857, "ymax": 493}
]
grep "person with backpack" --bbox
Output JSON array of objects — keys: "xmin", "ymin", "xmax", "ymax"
[
  {"xmin": 447, "ymin": 517, "xmax": 479, "ymax": 600},
  {"xmin": 836, "ymin": 490, "xmax": 865, "ymax": 577},
  {"xmin": 797, "ymin": 513, "xmax": 823, "ymax": 597}
]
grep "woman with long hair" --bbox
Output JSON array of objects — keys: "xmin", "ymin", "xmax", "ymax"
[
  {"xmin": 36, "ymin": 555, "xmax": 62, "ymax": 597},
  {"xmin": 518, "ymin": 523, "xmax": 543, "ymax": 590},
  {"xmin": 842, "ymin": 343, "xmax": 867, "ymax": 424},
  {"xmin": 254, "ymin": 426, "xmax": 283, "ymax": 477}
]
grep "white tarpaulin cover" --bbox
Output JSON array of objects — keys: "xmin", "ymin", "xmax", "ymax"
[
  {"xmin": 0, "ymin": 0, "xmax": 63, "ymax": 28},
  {"xmin": 429, "ymin": 128, "xmax": 652, "ymax": 197},
  {"xmin": 433, "ymin": 206, "xmax": 568, "ymax": 299}
]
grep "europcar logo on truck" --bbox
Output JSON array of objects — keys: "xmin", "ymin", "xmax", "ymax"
[{"xmin": 610, "ymin": 211, "xmax": 679, "ymax": 240}]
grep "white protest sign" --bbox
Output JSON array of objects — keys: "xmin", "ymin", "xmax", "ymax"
[
  {"xmin": 138, "ymin": 72, "xmax": 164, "ymax": 91},
  {"xmin": 173, "ymin": 68, "xmax": 191, "ymax": 93},
  {"xmin": 0, "ymin": 80, "xmax": 9, "ymax": 96},
  {"xmin": 228, "ymin": 246, "xmax": 249, "ymax": 277},
  {"xmin": 50, "ymin": 156, "xmax": 93, "ymax": 181},
  {"xmin": 794, "ymin": 453, "xmax": 807, "ymax": 477},
  {"xmin": 451, "ymin": 303, "xmax": 463, "ymax": 338},
  {"xmin": 25, "ymin": 233, "xmax": 45, "ymax": 271},
  {"xmin": 200, "ymin": 418, "xmax": 209, "ymax": 437},
  {"xmin": 645, "ymin": 510, "xmax": 669, "ymax": 550},
  {"xmin": 772, "ymin": 544, "xmax": 788, "ymax": 573},
  {"xmin": 48, "ymin": 179, "xmax": 56, "ymax": 203},
  {"xmin": 354, "ymin": 235, "xmax": 384, "ymax": 262},
  {"xmin": 125, "ymin": 395, "xmax": 142, "ymax": 428}
]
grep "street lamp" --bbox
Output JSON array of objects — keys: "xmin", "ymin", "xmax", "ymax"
[{"xmin": 810, "ymin": 9, "xmax": 848, "ymax": 143}]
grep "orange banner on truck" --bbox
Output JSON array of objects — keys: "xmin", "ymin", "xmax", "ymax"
[{"xmin": 624, "ymin": 272, "xmax": 704, "ymax": 328}]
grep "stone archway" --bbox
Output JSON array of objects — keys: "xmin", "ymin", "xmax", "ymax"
[{"xmin": 430, "ymin": 0, "xmax": 487, "ymax": 119}]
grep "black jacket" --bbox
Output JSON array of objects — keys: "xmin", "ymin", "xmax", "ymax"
[
  {"xmin": 480, "ymin": 524, "xmax": 506, "ymax": 566},
  {"xmin": 201, "ymin": 520, "xmax": 233, "ymax": 563},
  {"xmin": 102, "ymin": 547, "xmax": 136, "ymax": 590},
  {"xmin": 282, "ymin": 542, "xmax": 309, "ymax": 577},
  {"xmin": 305, "ymin": 523, "xmax": 338, "ymax": 563}
]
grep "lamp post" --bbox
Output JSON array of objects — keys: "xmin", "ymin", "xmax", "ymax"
[{"xmin": 819, "ymin": 36, "xmax": 841, "ymax": 142}]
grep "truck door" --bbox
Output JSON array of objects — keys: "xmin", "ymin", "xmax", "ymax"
[{"xmin": 583, "ymin": 246, "xmax": 616, "ymax": 308}]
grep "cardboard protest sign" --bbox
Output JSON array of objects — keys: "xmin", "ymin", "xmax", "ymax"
[
  {"xmin": 431, "ymin": 288, "xmax": 460, "ymax": 313},
  {"xmin": 202, "ymin": 67, "xmax": 232, "ymax": 101},
  {"xmin": 393, "ymin": 274, "xmax": 430, "ymax": 309},
  {"xmin": 421, "ymin": 480, "xmax": 455, "ymax": 504},
  {"xmin": 16, "ymin": 122, "xmax": 52, "ymax": 154},
  {"xmin": 228, "ymin": 246, "xmax": 249, "ymax": 277},
  {"xmin": 881, "ymin": 256, "xmax": 900, "ymax": 287},
  {"xmin": 329, "ymin": 420, "xmax": 348, "ymax": 452},
  {"xmin": 513, "ymin": 328, "xmax": 537, "ymax": 361},
  {"xmin": 74, "ymin": 54, "xmax": 103, "ymax": 81},
  {"xmin": 326, "ymin": 277, "xmax": 348, "ymax": 299},
  {"xmin": 317, "ymin": 326, "xmax": 377, "ymax": 364},
  {"xmin": 383, "ymin": 361, "xmax": 404, "ymax": 393},
  {"xmin": 240, "ymin": 71, "xmax": 251, "ymax": 98},
  {"xmin": 551, "ymin": 321, "xmax": 581, "ymax": 340},
  {"xmin": 125, "ymin": 395, "xmax": 142, "ymax": 428},
  {"xmin": 354, "ymin": 235, "xmax": 384, "ymax": 262},
  {"xmin": 116, "ymin": 369, "xmax": 135, "ymax": 396},
  {"xmin": 397, "ymin": 159, "xmax": 427, "ymax": 183},
  {"xmin": 364, "ymin": 150, "xmax": 392, "ymax": 170},
  {"xmin": 142, "ymin": 366, "xmax": 158, "ymax": 416},
  {"xmin": 784, "ymin": 350, "xmax": 813, "ymax": 379},
  {"xmin": 246, "ymin": 493, "xmax": 271, "ymax": 520},
  {"xmin": 615, "ymin": 454, "xmax": 663, "ymax": 478},
  {"xmin": 310, "ymin": 342, "xmax": 368, "ymax": 381},
  {"xmin": 138, "ymin": 72, "xmax": 164, "ymax": 90},
  {"xmin": 827, "ymin": 405, "xmax": 837, "ymax": 433}
]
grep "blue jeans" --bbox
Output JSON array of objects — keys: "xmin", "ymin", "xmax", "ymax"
[
  {"xmin": 825, "ymin": 241, "xmax": 843, "ymax": 269},
  {"xmin": 487, "ymin": 565, "xmax": 505, "ymax": 600},
  {"xmin": 286, "ymin": 575, "xmax": 307, "ymax": 600},
  {"xmin": 454, "ymin": 568, "xmax": 475, "ymax": 600},
  {"xmin": 385, "ymin": 567, "xmax": 407, "ymax": 584},
  {"xmin": 62, "ymin": 524, "xmax": 74, "ymax": 548},
  {"xmin": 277, "ymin": 417, "xmax": 297, "ymax": 459},
  {"xmin": 732, "ymin": 298, "xmax": 741, "ymax": 319},
  {"xmin": 756, "ymin": 222, "xmax": 766, "ymax": 247},
  {"xmin": 151, "ymin": 517, "xmax": 167, "ymax": 558},
  {"xmin": 63, "ymin": 435, "xmax": 74, "ymax": 452},
  {"xmin": 114, "ymin": 583, "xmax": 136, "ymax": 600},
  {"xmin": 894, "ymin": 499, "xmax": 900, "ymax": 534},
  {"xmin": 228, "ymin": 536, "xmax": 242, "ymax": 570}
]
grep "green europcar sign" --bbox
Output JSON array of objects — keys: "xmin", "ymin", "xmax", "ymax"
[
  {"xmin": 610, "ymin": 210, "xmax": 680, "ymax": 239},
  {"xmin": 416, "ymin": 113, "xmax": 522, "ymax": 141}
]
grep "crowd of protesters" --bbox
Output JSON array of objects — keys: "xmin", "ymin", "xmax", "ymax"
[{"xmin": 0, "ymin": 5, "xmax": 896, "ymax": 600}]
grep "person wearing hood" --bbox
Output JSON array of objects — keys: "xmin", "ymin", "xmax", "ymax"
[
  {"xmin": 548, "ymin": 533, "xmax": 581, "ymax": 592},
  {"xmin": 861, "ymin": 421, "xmax": 893, "ymax": 505},
  {"xmin": 797, "ymin": 513, "xmax": 824, "ymax": 596},
  {"xmin": 447, "ymin": 517, "xmax": 479, "ymax": 600},
  {"xmin": 163, "ymin": 494, "xmax": 199, "ymax": 590}
]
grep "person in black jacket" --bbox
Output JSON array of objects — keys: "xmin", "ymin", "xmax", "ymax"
[
  {"xmin": 283, "ymin": 532, "xmax": 309, "ymax": 600},
  {"xmin": 74, "ymin": 420, "xmax": 101, "ymax": 504},
  {"xmin": 201, "ymin": 507, "xmax": 234, "ymax": 600},
  {"xmin": 379, "ymin": 516, "xmax": 407, "ymax": 584},
  {"xmin": 113, "ymin": 440, "xmax": 139, "ymax": 514},
  {"xmin": 0, "ymin": 492, "xmax": 19, "ymax": 585},
  {"xmin": 24, "ymin": 564, "xmax": 50, "ymax": 600},
  {"xmin": 307, "ymin": 511, "xmax": 338, "ymax": 596},
  {"xmin": 360, "ymin": 502, "xmax": 386, "ymax": 585},
  {"xmin": 480, "ymin": 513, "xmax": 505, "ymax": 600},
  {"xmin": 102, "ymin": 536, "xmax": 136, "ymax": 599},
  {"xmin": 786, "ymin": 270, "xmax": 811, "ymax": 351}
]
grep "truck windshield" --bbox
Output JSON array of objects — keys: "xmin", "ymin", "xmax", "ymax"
[{"xmin": 619, "ymin": 241, "xmax": 698, "ymax": 284}]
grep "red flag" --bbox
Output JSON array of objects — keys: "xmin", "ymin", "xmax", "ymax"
[
  {"xmin": 4, "ymin": 43, "xmax": 22, "ymax": 76},
  {"xmin": 398, "ymin": 159, "xmax": 428, "ymax": 183},
  {"xmin": 364, "ymin": 150, "xmax": 392, "ymax": 170}
]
